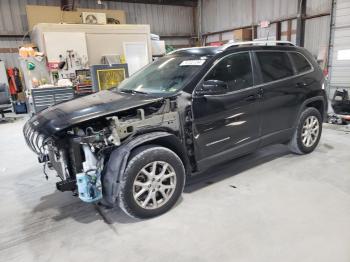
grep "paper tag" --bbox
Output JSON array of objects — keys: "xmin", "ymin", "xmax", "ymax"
[
  {"xmin": 337, "ymin": 49, "xmax": 350, "ymax": 60},
  {"xmin": 180, "ymin": 60, "xmax": 206, "ymax": 66}
]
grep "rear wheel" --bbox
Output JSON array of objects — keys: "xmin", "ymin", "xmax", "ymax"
[
  {"xmin": 289, "ymin": 107, "xmax": 322, "ymax": 154},
  {"xmin": 118, "ymin": 145, "xmax": 185, "ymax": 219}
]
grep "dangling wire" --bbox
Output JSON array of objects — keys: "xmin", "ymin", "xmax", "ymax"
[{"xmin": 43, "ymin": 161, "xmax": 48, "ymax": 180}]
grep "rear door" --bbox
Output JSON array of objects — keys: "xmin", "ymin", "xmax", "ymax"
[{"xmin": 254, "ymin": 50, "xmax": 311, "ymax": 145}]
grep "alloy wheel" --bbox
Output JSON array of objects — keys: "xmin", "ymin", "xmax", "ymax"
[
  {"xmin": 301, "ymin": 115, "xmax": 320, "ymax": 147},
  {"xmin": 132, "ymin": 161, "xmax": 177, "ymax": 209}
]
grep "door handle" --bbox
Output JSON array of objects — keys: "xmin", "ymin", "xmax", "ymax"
[
  {"xmin": 296, "ymin": 82, "xmax": 307, "ymax": 87},
  {"xmin": 245, "ymin": 95, "xmax": 258, "ymax": 102}
]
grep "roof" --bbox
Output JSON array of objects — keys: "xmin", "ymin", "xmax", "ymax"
[{"xmin": 170, "ymin": 40, "xmax": 299, "ymax": 57}]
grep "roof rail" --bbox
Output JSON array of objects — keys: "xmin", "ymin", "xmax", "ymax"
[{"xmin": 220, "ymin": 40, "xmax": 296, "ymax": 51}]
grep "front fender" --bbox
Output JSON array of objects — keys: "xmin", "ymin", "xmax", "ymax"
[{"xmin": 101, "ymin": 131, "xmax": 175, "ymax": 207}]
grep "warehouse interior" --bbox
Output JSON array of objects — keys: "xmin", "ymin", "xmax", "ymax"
[{"xmin": 0, "ymin": 0, "xmax": 350, "ymax": 261}]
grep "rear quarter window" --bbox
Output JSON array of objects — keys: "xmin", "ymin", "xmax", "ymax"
[
  {"xmin": 290, "ymin": 52, "xmax": 312, "ymax": 74},
  {"xmin": 256, "ymin": 51, "xmax": 294, "ymax": 83}
]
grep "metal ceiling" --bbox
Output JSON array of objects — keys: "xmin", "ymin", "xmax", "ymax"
[
  {"xmin": 104, "ymin": 0, "xmax": 198, "ymax": 7},
  {"xmin": 61, "ymin": 0, "xmax": 197, "ymax": 10}
]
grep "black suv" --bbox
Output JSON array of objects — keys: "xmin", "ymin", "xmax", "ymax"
[{"xmin": 24, "ymin": 41, "xmax": 327, "ymax": 218}]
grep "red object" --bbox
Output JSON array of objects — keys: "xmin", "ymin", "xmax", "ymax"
[
  {"xmin": 260, "ymin": 20, "xmax": 270, "ymax": 28},
  {"xmin": 323, "ymin": 68, "xmax": 328, "ymax": 77},
  {"xmin": 209, "ymin": 42, "xmax": 224, "ymax": 47},
  {"xmin": 47, "ymin": 62, "xmax": 59, "ymax": 70},
  {"xmin": 7, "ymin": 68, "xmax": 17, "ymax": 95},
  {"xmin": 75, "ymin": 84, "xmax": 93, "ymax": 95}
]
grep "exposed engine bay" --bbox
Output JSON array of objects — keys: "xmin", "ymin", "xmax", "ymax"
[{"xmin": 24, "ymin": 97, "xmax": 184, "ymax": 204}]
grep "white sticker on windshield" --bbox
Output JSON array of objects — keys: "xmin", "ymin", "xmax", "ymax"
[{"xmin": 180, "ymin": 60, "xmax": 206, "ymax": 66}]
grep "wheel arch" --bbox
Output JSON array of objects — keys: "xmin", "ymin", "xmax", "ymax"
[
  {"xmin": 294, "ymin": 96, "xmax": 327, "ymax": 127},
  {"xmin": 305, "ymin": 99, "xmax": 325, "ymax": 120},
  {"xmin": 131, "ymin": 135, "xmax": 192, "ymax": 176},
  {"xmin": 101, "ymin": 131, "xmax": 191, "ymax": 207}
]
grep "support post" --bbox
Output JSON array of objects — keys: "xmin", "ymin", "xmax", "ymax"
[{"xmin": 296, "ymin": 0, "xmax": 307, "ymax": 46}]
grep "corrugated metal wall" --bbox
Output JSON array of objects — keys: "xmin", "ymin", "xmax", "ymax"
[
  {"xmin": 201, "ymin": 0, "xmax": 331, "ymax": 63},
  {"xmin": 306, "ymin": 0, "xmax": 332, "ymax": 16},
  {"xmin": 304, "ymin": 15, "xmax": 331, "ymax": 57},
  {"xmin": 254, "ymin": 0, "xmax": 298, "ymax": 22},
  {"xmin": 257, "ymin": 23, "xmax": 277, "ymax": 40},
  {"xmin": 0, "ymin": 0, "xmax": 335, "ymax": 68},
  {"xmin": 0, "ymin": 37, "xmax": 29, "ymax": 68},
  {"xmin": 303, "ymin": 0, "xmax": 332, "ymax": 59},
  {"xmin": 201, "ymin": 0, "xmax": 252, "ymax": 33},
  {"xmin": 201, "ymin": 0, "xmax": 298, "ymax": 34},
  {"xmin": 0, "ymin": 0, "xmax": 194, "ymax": 36},
  {"xmin": 0, "ymin": 0, "xmax": 194, "ymax": 68}
]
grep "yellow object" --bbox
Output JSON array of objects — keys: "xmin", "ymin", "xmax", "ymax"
[
  {"xmin": 120, "ymin": 55, "xmax": 126, "ymax": 64},
  {"xmin": 19, "ymin": 46, "xmax": 36, "ymax": 58},
  {"xmin": 97, "ymin": 68, "xmax": 126, "ymax": 91}
]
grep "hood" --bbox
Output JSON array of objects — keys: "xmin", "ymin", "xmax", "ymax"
[{"xmin": 28, "ymin": 90, "xmax": 162, "ymax": 136}]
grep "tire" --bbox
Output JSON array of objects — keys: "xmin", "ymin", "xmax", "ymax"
[
  {"xmin": 289, "ymin": 107, "xmax": 322, "ymax": 154},
  {"xmin": 118, "ymin": 145, "xmax": 185, "ymax": 219}
]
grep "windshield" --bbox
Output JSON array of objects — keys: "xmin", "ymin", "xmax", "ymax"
[{"xmin": 117, "ymin": 55, "xmax": 207, "ymax": 95}]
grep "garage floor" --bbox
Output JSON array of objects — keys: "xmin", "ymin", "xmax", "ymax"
[{"xmin": 1, "ymin": 117, "xmax": 350, "ymax": 262}]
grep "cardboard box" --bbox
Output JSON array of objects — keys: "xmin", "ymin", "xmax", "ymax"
[
  {"xmin": 233, "ymin": 29, "xmax": 252, "ymax": 42},
  {"xmin": 26, "ymin": 5, "xmax": 126, "ymax": 31},
  {"xmin": 17, "ymin": 92, "xmax": 26, "ymax": 102}
]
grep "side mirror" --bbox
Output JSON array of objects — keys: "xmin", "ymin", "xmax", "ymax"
[{"xmin": 196, "ymin": 80, "xmax": 228, "ymax": 96}]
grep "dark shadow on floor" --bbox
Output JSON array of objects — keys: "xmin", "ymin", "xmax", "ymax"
[
  {"xmin": 32, "ymin": 190, "xmax": 139, "ymax": 225},
  {"xmin": 184, "ymin": 144, "xmax": 290, "ymax": 193}
]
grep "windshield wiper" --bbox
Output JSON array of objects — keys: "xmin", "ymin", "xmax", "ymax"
[{"xmin": 119, "ymin": 89, "xmax": 148, "ymax": 95}]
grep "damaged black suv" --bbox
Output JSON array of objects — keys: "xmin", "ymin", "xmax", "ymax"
[{"xmin": 24, "ymin": 41, "xmax": 327, "ymax": 218}]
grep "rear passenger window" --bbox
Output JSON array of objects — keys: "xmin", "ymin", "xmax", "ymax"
[
  {"xmin": 290, "ymin": 52, "xmax": 312, "ymax": 73},
  {"xmin": 256, "ymin": 52, "xmax": 294, "ymax": 83}
]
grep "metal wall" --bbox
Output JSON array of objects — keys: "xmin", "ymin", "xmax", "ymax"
[
  {"xmin": 201, "ymin": 0, "xmax": 252, "ymax": 33},
  {"xmin": 306, "ymin": 0, "xmax": 332, "ymax": 16},
  {"xmin": 254, "ymin": 0, "xmax": 298, "ymax": 22},
  {"xmin": 200, "ymin": 0, "xmax": 332, "ymax": 35},
  {"xmin": 201, "ymin": 0, "xmax": 331, "ymax": 64},
  {"xmin": 0, "ymin": 37, "xmax": 30, "ymax": 68},
  {"xmin": 304, "ymin": 15, "xmax": 331, "ymax": 57},
  {"xmin": 329, "ymin": 0, "xmax": 350, "ymax": 91},
  {"xmin": 0, "ymin": 0, "xmax": 194, "ymax": 67},
  {"xmin": 201, "ymin": 0, "xmax": 298, "ymax": 34},
  {"xmin": 0, "ymin": 0, "xmax": 194, "ymax": 36},
  {"xmin": 303, "ymin": 0, "xmax": 332, "ymax": 60}
]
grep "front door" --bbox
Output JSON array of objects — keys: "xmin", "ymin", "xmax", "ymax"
[{"xmin": 192, "ymin": 52, "xmax": 262, "ymax": 170}]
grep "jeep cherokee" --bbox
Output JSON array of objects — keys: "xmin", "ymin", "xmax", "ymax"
[{"xmin": 24, "ymin": 41, "xmax": 327, "ymax": 218}]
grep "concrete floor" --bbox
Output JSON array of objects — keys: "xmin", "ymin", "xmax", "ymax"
[{"xmin": 0, "ymin": 117, "xmax": 350, "ymax": 262}]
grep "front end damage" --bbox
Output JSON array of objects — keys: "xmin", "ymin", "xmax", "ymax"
[{"xmin": 23, "ymin": 98, "xmax": 182, "ymax": 205}]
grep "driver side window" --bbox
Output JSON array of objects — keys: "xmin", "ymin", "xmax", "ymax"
[{"xmin": 205, "ymin": 52, "xmax": 253, "ymax": 92}]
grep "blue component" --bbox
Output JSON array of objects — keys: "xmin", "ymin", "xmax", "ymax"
[{"xmin": 76, "ymin": 171, "xmax": 102, "ymax": 203}]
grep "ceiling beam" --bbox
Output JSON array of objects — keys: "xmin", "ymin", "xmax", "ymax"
[{"xmin": 102, "ymin": 0, "xmax": 198, "ymax": 7}]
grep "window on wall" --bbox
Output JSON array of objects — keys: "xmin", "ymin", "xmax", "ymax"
[
  {"xmin": 205, "ymin": 52, "xmax": 253, "ymax": 92},
  {"xmin": 256, "ymin": 52, "xmax": 294, "ymax": 83},
  {"xmin": 290, "ymin": 52, "xmax": 312, "ymax": 74}
]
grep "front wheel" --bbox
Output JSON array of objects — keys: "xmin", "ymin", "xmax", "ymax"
[
  {"xmin": 118, "ymin": 145, "xmax": 185, "ymax": 219},
  {"xmin": 289, "ymin": 107, "xmax": 322, "ymax": 154}
]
